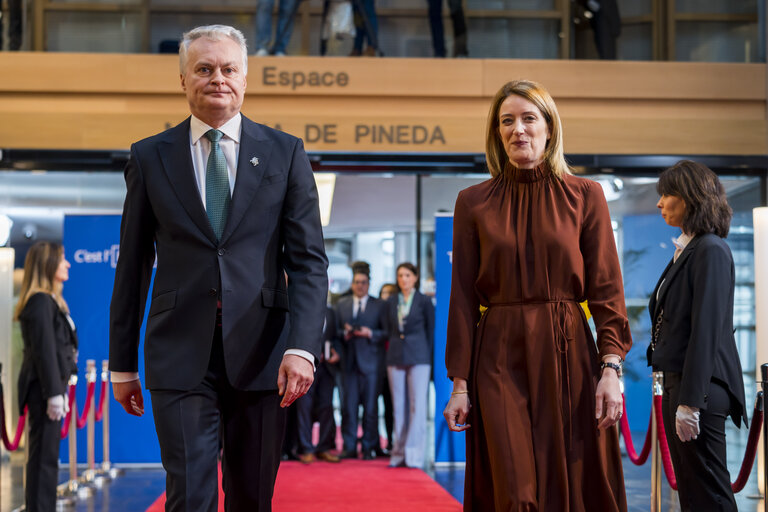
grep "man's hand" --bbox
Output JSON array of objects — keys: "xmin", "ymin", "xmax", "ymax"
[
  {"xmin": 277, "ymin": 354, "xmax": 314, "ymax": 408},
  {"xmin": 327, "ymin": 347, "xmax": 340, "ymax": 364},
  {"xmin": 353, "ymin": 326, "xmax": 372, "ymax": 338},
  {"xmin": 113, "ymin": 379, "xmax": 145, "ymax": 416}
]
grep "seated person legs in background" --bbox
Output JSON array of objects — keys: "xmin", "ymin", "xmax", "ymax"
[
  {"xmin": 6, "ymin": 0, "xmax": 23, "ymax": 50},
  {"xmin": 255, "ymin": 0, "xmax": 299, "ymax": 56},
  {"xmin": 350, "ymin": 0, "xmax": 378, "ymax": 56},
  {"xmin": 296, "ymin": 307, "xmax": 342, "ymax": 464},
  {"xmin": 427, "ymin": 0, "xmax": 468, "ymax": 58}
]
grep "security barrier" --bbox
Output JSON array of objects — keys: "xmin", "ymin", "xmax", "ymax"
[
  {"xmin": 620, "ymin": 370, "xmax": 767, "ymax": 510},
  {"xmin": 0, "ymin": 359, "xmax": 117, "ymax": 509}
]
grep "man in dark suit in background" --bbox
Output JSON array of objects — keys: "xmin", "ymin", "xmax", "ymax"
[
  {"xmin": 335, "ymin": 268, "xmax": 387, "ymax": 460},
  {"xmin": 295, "ymin": 306, "xmax": 342, "ymax": 464},
  {"xmin": 109, "ymin": 24, "xmax": 328, "ymax": 511}
]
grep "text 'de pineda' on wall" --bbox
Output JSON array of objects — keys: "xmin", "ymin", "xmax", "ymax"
[{"xmin": 249, "ymin": 65, "xmax": 447, "ymax": 148}]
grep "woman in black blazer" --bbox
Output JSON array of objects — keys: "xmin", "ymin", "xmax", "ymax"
[
  {"xmin": 386, "ymin": 262, "xmax": 435, "ymax": 468},
  {"xmin": 15, "ymin": 241, "xmax": 78, "ymax": 512},
  {"xmin": 648, "ymin": 160, "xmax": 746, "ymax": 512}
]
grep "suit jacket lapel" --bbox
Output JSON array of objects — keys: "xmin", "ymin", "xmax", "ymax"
[
  {"xmin": 220, "ymin": 116, "xmax": 273, "ymax": 244},
  {"xmin": 653, "ymin": 236, "xmax": 701, "ymax": 316},
  {"xmin": 158, "ymin": 118, "xmax": 218, "ymax": 245}
]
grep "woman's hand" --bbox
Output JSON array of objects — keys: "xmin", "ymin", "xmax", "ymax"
[
  {"xmin": 443, "ymin": 378, "xmax": 471, "ymax": 432},
  {"xmin": 595, "ymin": 368, "xmax": 623, "ymax": 429}
]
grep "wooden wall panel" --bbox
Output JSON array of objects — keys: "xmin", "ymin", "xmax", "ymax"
[{"xmin": 0, "ymin": 53, "xmax": 764, "ymax": 155}]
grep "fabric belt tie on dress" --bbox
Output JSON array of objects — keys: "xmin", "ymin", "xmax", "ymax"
[{"xmin": 486, "ymin": 299, "xmax": 577, "ymax": 448}]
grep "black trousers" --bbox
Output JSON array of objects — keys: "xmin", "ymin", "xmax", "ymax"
[
  {"xmin": 25, "ymin": 381, "xmax": 61, "ymax": 512},
  {"xmin": 341, "ymin": 364, "xmax": 379, "ymax": 453},
  {"xmin": 296, "ymin": 361, "xmax": 337, "ymax": 453},
  {"xmin": 427, "ymin": 0, "xmax": 467, "ymax": 57},
  {"xmin": 662, "ymin": 372, "xmax": 737, "ymax": 512},
  {"xmin": 150, "ymin": 325, "xmax": 286, "ymax": 512}
]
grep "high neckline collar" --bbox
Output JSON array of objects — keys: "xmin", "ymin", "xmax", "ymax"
[{"xmin": 506, "ymin": 165, "xmax": 550, "ymax": 183}]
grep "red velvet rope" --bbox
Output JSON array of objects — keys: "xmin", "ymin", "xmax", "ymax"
[
  {"xmin": 653, "ymin": 395, "xmax": 678, "ymax": 490},
  {"xmin": 618, "ymin": 396, "xmax": 653, "ymax": 465},
  {"xmin": 730, "ymin": 404, "xmax": 763, "ymax": 492},
  {"xmin": 0, "ymin": 387, "xmax": 28, "ymax": 451},
  {"xmin": 76, "ymin": 381, "xmax": 96, "ymax": 429},
  {"xmin": 94, "ymin": 379, "xmax": 107, "ymax": 422}
]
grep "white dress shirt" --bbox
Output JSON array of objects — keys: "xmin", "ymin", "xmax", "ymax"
[
  {"xmin": 353, "ymin": 295, "xmax": 369, "ymax": 317},
  {"xmin": 112, "ymin": 114, "xmax": 314, "ymax": 384}
]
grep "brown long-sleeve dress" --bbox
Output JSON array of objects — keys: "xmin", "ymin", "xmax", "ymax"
[{"xmin": 446, "ymin": 167, "xmax": 632, "ymax": 511}]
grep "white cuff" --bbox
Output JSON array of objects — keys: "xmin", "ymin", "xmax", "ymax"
[
  {"xmin": 110, "ymin": 371, "xmax": 140, "ymax": 383},
  {"xmin": 284, "ymin": 349, "xmax": 316, "ymax": 371}
]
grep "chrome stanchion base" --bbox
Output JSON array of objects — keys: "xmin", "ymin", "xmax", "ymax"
[
  {"xmin": 57, "ymin": 479, "xmax": 94, "ymax": 499},
  {"xmin": 80, "ymin": 468, "xmax": 109, "ymax": 488},
  {"xmin": 99, "ymin": 463, "xmax": 123, "ymax": 479},
  {"xmin": 55, "ymin": 496, "xmax": 76, "ymax": 510}
]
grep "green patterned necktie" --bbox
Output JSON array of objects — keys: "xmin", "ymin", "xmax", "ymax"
[{"xmin": 205, "ymin": 129, "xmax": 231, "ymax": 241}]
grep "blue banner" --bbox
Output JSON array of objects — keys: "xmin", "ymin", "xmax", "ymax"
[
  {"xmin": 433, "ymin": 213, "xmax": 465, "ymax": 463},
  {"xmin": 62, "ymin": 214, "xmax": 160, "ymax": 464}
]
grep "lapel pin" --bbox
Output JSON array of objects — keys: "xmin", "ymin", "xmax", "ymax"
[{"xmin": 250, "ymin": 157, "xmax": 259, "ymax": 167}]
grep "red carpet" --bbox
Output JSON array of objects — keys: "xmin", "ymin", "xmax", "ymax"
[{"xmin": 146, "ymin": 459, "xmax": 462, "ymax": 511}]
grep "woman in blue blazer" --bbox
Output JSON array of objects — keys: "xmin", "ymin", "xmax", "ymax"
[
  {"xmin": 648, "ymin": 160, "xmax": 746, "ymax": 512},
  {"xmin": 16, "ymin": 242, "xmax": 78, "ymax": 512},
  {"xmin": 386, "ymin": 262, "xmax": 435, "ymax": 468}
]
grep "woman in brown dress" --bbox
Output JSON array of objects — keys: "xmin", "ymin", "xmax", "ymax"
[{"xmin": 443, "ymin": 79, "xmax": 632, "ymax": 511}]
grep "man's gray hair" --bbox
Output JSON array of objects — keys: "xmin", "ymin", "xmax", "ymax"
[{"xmin": 179, "ymin": 25, "xmax": 248, "ymax": 75}]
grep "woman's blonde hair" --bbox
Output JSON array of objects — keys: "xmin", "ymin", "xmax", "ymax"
[
  {"xmin": 485, "ymin": 79, "xmax": 571, "ymax": 179},
  {"xmin": 14, "ymin": 241, "xmax": 68, "ymax": 320}
]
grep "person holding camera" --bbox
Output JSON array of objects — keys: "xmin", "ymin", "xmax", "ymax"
[{"xmin": 335, "ymin": 268, "xmax": 387, "ymax": 459}]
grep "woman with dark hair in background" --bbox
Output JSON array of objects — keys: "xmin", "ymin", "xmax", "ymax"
[
  {"xmin": 15, "ymin": 241, "xmax": 77, "ymax": 511},
  {"xmin": 649, "ymin": 160, "xmax": 746, "ymax": 511},
  {"xmin": 443, "ymin": 79, "xmax": 631, "ymax": 510},
  {"xmin": 385, "ymin": 263, "xmax": 434, "ymax": 468}
]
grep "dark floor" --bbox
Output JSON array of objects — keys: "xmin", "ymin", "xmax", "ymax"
[{"xmin": 2, "ymin": 435, "xmax": 764, "ymax": 511}]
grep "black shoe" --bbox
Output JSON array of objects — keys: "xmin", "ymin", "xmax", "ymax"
[
  {"xmin": 340, "ymin": 449, "xmax": 358, "ymax": 459},
  {"xmin": 375, "ymin": 446, "xmax": 390, "ymax": 457},
  {"xmin": 362, "ymin": 450, "xmax": 375, "ymax": 460}
]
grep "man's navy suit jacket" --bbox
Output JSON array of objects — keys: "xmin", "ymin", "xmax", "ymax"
[{"xmin": 109, "ymin": 115, "xmax": 329, "ymax": 392}]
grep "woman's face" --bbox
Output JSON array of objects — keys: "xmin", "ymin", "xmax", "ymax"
[
  {"xmin": 396, "ymin": 268, "xmax": 417, "ymax": 293},
  {"xmin": 657, "ymin": 194, "xmax": 687, "ymax": 229},
  {"xmin": 54, "ymin": 253, "xmax": 70, "ymax": 283},
  {"xmin": 498, "ymin": 94, "xmax": 550, "ymax": 169}
]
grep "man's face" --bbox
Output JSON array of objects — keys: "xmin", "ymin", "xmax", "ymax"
[
  {"xmin": 181, "ymin": 36, "xmax": 247, "ymax": 127},
  {"xmin": 351, "ymin": 273, "xmax": 370, "ymax": 299}
]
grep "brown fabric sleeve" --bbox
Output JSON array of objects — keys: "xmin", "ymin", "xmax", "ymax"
[
  {"xmin": 580, "ymin": 180, "xmax": 633, "ymax": 359},
  {"xmin": 445, "ymin": 190, "xmax": 482, "ymax": 380}
]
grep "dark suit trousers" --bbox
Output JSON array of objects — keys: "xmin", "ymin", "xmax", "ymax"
[
  {"xmin": 296, "ymin": 361, "xmax": 337, "ymax": 453},
  {"xmin": 25, "ymin": 381, "xmax": 61, "ymax": 512},
  {"xmin": 342, "ymin": 363, "xmax": 379, "ymax": 453},
  {"xmin": 151, "ymin": 324, "xmax": 286, "ymax": 512},
  {"xmin": 662, "ymin": 372, "xmax": 737, "ymax": 512}
]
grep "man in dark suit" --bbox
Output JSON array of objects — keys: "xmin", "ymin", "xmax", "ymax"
[
  {"xmin": 108, "ymin": 24, "xmax": 328, "ymax": 511},
  {"xmin": 295, "ymin": 306, "xmax": 341, "ymax": 463},
  {"xmin": 335, "ymin": 269, "xmax": 387, "ymax": 459}
]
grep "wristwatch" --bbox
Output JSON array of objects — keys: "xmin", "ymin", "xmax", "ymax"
[{"xmin": 600, "ymin": 360, "xmax": 623, "ymax": 377}]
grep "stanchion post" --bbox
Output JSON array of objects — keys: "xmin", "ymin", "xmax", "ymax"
[
  {"xmin": 57, "ymin": 375, "xmax": 78, "ymax": 507},
  {"xmin": 82, "ymin": 360, "xmax": 98, "ymax": 486},
  {"xmin": 762, "ymin": 363, "xmax": 767, "ymax": 512},
  {"xmin": 99, "ymin": 359, "xmax": 121, "ymax": 479},
  {"xmin": 651, "ymin": 371, "xmax": 663, "ymax": 512}
]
